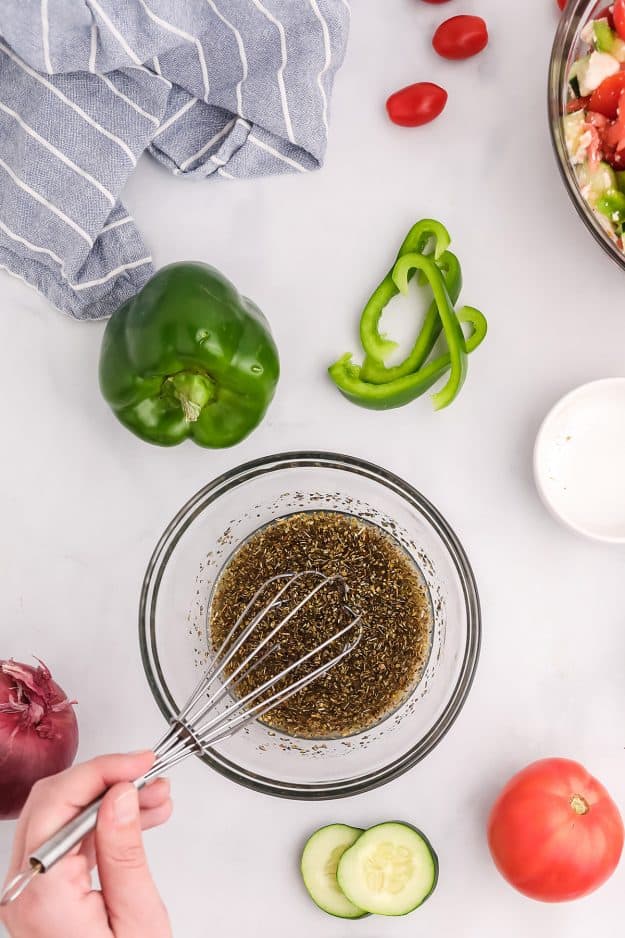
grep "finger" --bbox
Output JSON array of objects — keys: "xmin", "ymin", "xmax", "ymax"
[
  {"xmin": 1, "ymin": 856, "xmax": 94, "ymax": 938},
  {"xmin": 138, "ymin": 799, "xmax": 173, "ymax": 833},
  {"xmin": 15, "ymin": 752, "xmax": 155, "ymax": 865},
  {"xmin": 95, "ymin": 783, "xmax": 171, "ymax": 938},
  {"xmin": 79, "ymin": 791, "xmax": 172, "ymax": 869},
  {"xmin": 138, "ymin": 778, "xmax": 170, "ymax": 811}
]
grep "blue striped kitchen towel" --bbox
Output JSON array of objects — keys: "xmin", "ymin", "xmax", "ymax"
[{"xmin": 0, "ymin": 0, "xmax": 349, "ymax": 319}]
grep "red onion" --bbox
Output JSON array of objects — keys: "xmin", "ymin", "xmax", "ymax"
[{"xmin": 0, "ymin": 658, "xmax": 78, "ymax": 820}]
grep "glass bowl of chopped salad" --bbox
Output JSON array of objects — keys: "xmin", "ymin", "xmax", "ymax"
[
  {"xmin": 550, "ymin": 0, "xmax": 625, "ymax": 262},
  {"xmin": 139, "ymin": 452, "xmax": 481, "ymax": 800}
]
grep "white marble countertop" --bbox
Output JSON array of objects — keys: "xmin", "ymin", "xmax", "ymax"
[{"xmin": 2, "ymin": 0, "xmax": 625, "ymax": 935}]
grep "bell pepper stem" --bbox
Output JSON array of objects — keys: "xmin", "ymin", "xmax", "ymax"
[{"xmin": 163, "ymin": 372, "xmax": 216, "ymax": 423}]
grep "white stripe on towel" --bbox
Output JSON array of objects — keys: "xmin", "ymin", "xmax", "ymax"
[
  {"xmin": 0, "ymin": 42, "xmax": 136, "ymax": 165},
  {"xmin": 0, "ymin": 101, "xmax": 116, "ymax": 205},
  {"xmin": 99, "ymin": 74, "xmax": 160, "ymax": 126},
  {"xmin": 137, "ymin": 0, "xmax": 209, "ymax": 100},
  {"xmin": 309, "ymin": 0, "xmax": 331, "ymax": 137},
  {"xmin": 41, "ymin": 0, "xmax": 53, "ymax": 72},
  {"xmin": 0, "ymin": 219, "xmax": 64, "ymax": 267},
  {"xmin": 88, "ymin": 20, "xmax": 97, "ymax": 72},
  {"xmin": 0, "ymin": 218, "xmax": 151, "ymax": 290},
  {"xmin": 179, "ymin": 117, "xmax": 245, "ymax": 170},
  {"xmin": 88, "ymin": 0, "xmax": 142, "ymax": 64},
  {"xmin": 72, "ymin": 256, "xmax": 152, "ymax": 290},
  {"xmin": 153, "ymin": 97, "xmax": 197, "ymax": 137},
  {"xmin": 248, "ymin": 133, "xmax": 306, "ymax": 172},
  {"xmin": 250, "ymin": 0, "xmax": 294, "ymax": 143},
  {"xmin": 206, "ymin": 1, "xmax": 248, "ymax": 117},
  {"xmin": 0, "ymin": 157, "xmax": 93, "ymax": 245},
  {"xmin": 101, "ymin": 216, "xmax": 133, "ymax": 233}
]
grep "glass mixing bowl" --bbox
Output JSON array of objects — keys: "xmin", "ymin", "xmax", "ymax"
[
  {"xmin": 549, "ymin": 0, "xmax": 625, "ymax": 270},
  {"xmin": 139, "ymin": 453, "xmax": 480, "ymax": 800}
]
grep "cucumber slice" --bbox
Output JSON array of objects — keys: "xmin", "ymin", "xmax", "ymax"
[
  {"xmin": 563, "ymin": 110, "xmax": 588, "ymax": 163},
  {"xmin": 301, "ymin": 824, "xmax": 367, "ymax": 919},
  {"xmin": 569, "ymin": 53, "xmax": 590, "ymax": 83},
  {"xmin": 569, "ymin": 74, "xmax": 581, "ymax": 98},
  {"xmin": 337, "ymin": 822, "xmax": 438, "ymax": 917},
  {"xmin": 576, "ymin": 160, "xmax": 617, "ymax": 205}
]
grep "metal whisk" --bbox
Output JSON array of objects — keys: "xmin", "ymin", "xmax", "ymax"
[{"xmin": 1, "ymin": 571, "xmax": 362, "ymax": 906}]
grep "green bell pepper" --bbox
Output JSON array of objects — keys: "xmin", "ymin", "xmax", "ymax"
[
  {"xmin": 329, "ymin": 307, "xmax": 487, "ymax": 410},
  {"xmin": 597, "ymin": 188, "xmax": 625, "ymax": 226},
  {"xmin": 99, "ymin": 262, "xmax": 280, "ymax": 447},
  {"xmin": 359, "ymin": 250, "xmax": 462, "ymax": 384},
  {"xmin": 358, "ymin": 219, "xmax": 451, "ymax": 363}
]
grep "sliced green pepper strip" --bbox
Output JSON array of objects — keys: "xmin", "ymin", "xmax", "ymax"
[
  {"xmin": 392, "ymin": 253, "xmax": 467, "ymax": 410},
  {"xmin": 359, "ymin": 219, "xmax": 451, "ymax": 363},
  {"xmin": 328, "ymin": 307, "xmax": 486, "ymax": 411},
  {"xmin": 359, "ymin": 250, "xmax": 462, "ymax": 385}
]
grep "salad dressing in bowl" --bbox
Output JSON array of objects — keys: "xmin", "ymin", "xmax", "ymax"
[
  {"xmin": 139, "ymin": 453, "xmax": 480, "ymax": 799},
  {"xmin": 209, "ymin": 510, "xmax": 433, "ymax": 740}
]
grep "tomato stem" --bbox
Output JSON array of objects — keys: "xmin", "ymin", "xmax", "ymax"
[{"xmin": 570, "ymin": 794, "xmax": 590, "ymax": 815}]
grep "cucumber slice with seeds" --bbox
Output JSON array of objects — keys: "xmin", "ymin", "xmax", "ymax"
[
  {"xmin": 337, "ymin": 822, "xmax": 438, "ymax": 916},
  {"xmin": 301, "ymin": 824, "xmax": 368, "ymax": 919}
]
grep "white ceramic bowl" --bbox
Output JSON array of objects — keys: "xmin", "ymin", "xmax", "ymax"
[{"xmin": 534, "ymin": 379, "xmax": 625, "ymax": 543}]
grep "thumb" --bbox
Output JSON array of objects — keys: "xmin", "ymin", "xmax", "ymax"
[{"xmin": 95, "ymin": 782, "xmax": 171, "ymax": 938}]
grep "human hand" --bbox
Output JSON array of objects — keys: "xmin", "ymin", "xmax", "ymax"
[{"xmin": 0, "ymin": 751, "xmax": 172, "ymax": 938}]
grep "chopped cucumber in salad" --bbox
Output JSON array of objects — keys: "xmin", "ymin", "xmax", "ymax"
[{"xmin": 564, "ymin": 10, "xmax": 625, "ymax": 244}]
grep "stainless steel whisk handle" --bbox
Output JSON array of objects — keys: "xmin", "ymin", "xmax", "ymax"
[{"xmin": 0, "ymin": 776, "xmax": 149, "ymax": 906}]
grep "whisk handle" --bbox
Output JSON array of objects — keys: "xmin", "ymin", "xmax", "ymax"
[
  {"xmin": 32, "ymin": 793, "xmax": 106, "ymax": 871},
  {"xmin": 33, "ymin": 775, "xmax": 149, "ymax": 871},
  {"xmin": 0, "ymin": 777, "xmax": 149, "ymax": 906}
]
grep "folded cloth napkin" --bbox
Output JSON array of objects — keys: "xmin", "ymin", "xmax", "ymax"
[{"xmin": 0, "ymin": 0, "xmax": 349, "ymax": 319}]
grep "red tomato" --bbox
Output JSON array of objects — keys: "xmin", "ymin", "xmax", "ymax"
[
  {"xmin": 488, "ymin": 759, "xmax": 624, "ymax": 902},
  {"xmin": 566, "ymin": 95, "xmax": 591, "ymax": 112},
  {"xmin": 596, "ymin": 4, "xmax": 616, "ymax": 27},
  {"xmin": 604, "ymin": 90, "xmax": 625, "ymax": 148},
  {"xmin": 432, "ymin": 15, "xmax": 488, "ymax": 59},
  {"xmin": 589, "ymin": 72, "xmax": 625, "ymax": 117},
  {"xmin": 615, "ymin": 0, "xmax": 625, "ymax": 39},
  {"xmin": 386, "ymin": 82, "xmax": 448, "ymax": 127}
]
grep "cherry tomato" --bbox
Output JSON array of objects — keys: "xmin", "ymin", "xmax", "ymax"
[
  {"xmin": 566, "ymin": 95, "xmax": 591, "ymax": 112},
  {"xmin": 614, "ymin": 0, "xmax": 625, "ymax": 39},
  {"xmin": 589, "ymin": 71, "xmax": 625, "ymax": 117},
  {"xmin": 432, "ymin": 15, "xmax": 488, "ymax": 60},
  {"xmin": 488, "ymin": 759, "xmax": 624, "ymax": 902},
  {"xmin": 386, "ymin": 82, "xmax": 448, "ymax": 127},
  {"xmin": 596, "ymin": 4, "xmax": 616, "ymax": 27},
  {"xmin": 604, "ymin": 90, "xmax": 625, "ymax": 148}
]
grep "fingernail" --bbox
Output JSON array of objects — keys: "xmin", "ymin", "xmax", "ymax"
[{"xmin": 114, "ymin": 787, "xmax": 139, "ymax": 826}]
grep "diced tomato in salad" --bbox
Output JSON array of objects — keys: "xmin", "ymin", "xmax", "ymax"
[
  {"xmin": 597, "ymin": 4, "xmax": 616, "ymax": 29},
  {"xmin": 563, "ymin": 3, "xmax": 625, "ymax": 239},
  {"xmin": 589, "ymin": 70, "xmax": 625, "ymax": 116}
]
